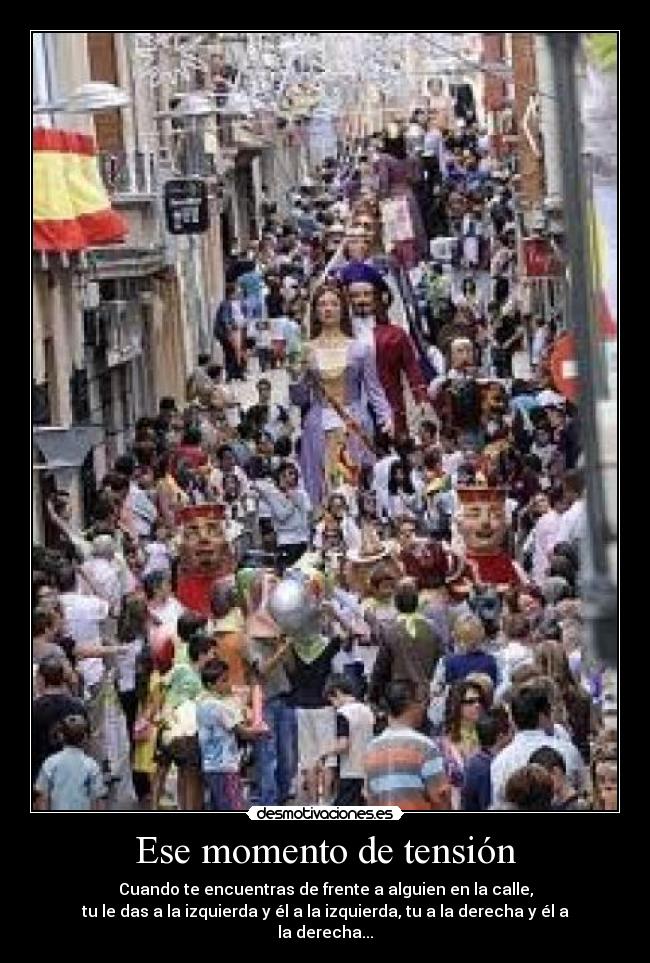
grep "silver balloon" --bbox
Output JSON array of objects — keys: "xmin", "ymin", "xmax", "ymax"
[{"xmin": 268, "ymin": 575, "xmax": 319, "ymax": 636}]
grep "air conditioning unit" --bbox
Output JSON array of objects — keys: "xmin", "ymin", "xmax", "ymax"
[
  {"xmin": 83, "ymin": 281, "xmax": 100, "ymax": 310},
  {"xmin": 543, "ymin": 196, "xmax": 564, "ymax": 214}
]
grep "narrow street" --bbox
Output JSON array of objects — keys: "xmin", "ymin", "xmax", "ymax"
[{"xmin": 33, "ymin": 32, "xmax": 617, "ymax": 817}]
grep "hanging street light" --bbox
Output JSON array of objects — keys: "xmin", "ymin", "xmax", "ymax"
[{"xmin": 33, "ymin": 81, "xmax": 130, "ymax": 116}]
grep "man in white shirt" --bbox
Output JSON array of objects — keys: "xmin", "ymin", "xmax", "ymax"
[
  {"xmin": 553, "ymin": 469, "xmax": 586, "ymax": 553},
  {"xmin": 209, "ymin": 444, "xmax": 250, "ymax": 500},
  {"xmin": 115, "ymin": 455, "xmax": 158, "ymax": 540},
  {"xmin": 56, "ymin": 566, "xmax": 111, "ymax": 694},
  {"xmin": 491, "ymin": 683, "xmax": 586, "ymax": 807},
  {"xmin": 247, "ymin": 379, "xmax": 289, "ymax": 440},
  {"xmin": 127, "ymin": 479, "xmax": 158, "ymax": 540},
  {"xmin": 313, "ymin": 492, "xmax": 362, "ymax": 554},
  {"xmin": 528, "ymin": 487, "xmax": 565, "ymax": 586},
  {"xmin": 79, "ymin": 535, "xmax": 123, "ymax": 617},
  {"xmin": 372, "ymin": 447, "xmax": 400, "ymax": 524}
]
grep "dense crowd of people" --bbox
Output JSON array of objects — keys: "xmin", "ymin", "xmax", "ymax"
[{"xmin": 32, "ymin": 99, "xmax": 617, "ymax": 812}]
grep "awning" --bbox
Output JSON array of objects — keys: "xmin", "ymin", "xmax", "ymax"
[
  {"xmin": 33, "ymin": 128, "xmax": 128, "ymax": 252},
  {"xmin": 33, "ymin": 425, "xmax": 104, "ymax": 469}
]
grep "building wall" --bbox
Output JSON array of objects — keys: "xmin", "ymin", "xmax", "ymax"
[
  {"xmin": 511, "ymin": 33, "xmax": 544, "ymax": 215},
  {"xmin": 151, "ymin": 272, "xmax": 188, "ymax": 404},
  {"xmin": 482, "ymin": 33, "xmax": 508, "ymax": 155},
  {"xmin": 52, "ymin": 32, "xmax": 94, "ymax": 135},
  {"xmin": 534, "ymin": 34, "xmax": 563, "ymax": 207}
]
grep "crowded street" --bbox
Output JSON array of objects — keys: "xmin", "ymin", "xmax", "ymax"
[{"xmin": 32, "ymin": 31, "xmax": 618, "ymax": 811}]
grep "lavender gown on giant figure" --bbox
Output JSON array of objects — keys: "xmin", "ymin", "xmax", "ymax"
[{"xmin": 290, "ymin": 339, "xmax": 392, "ymax": 509}]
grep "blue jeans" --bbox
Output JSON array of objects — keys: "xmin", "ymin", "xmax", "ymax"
[{"xmin": 251, "ymin": 696, "xmax": 298, "ymax": 805}]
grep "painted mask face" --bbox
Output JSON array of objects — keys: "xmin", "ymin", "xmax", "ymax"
[
  {"xmin": 347, "ymin": 281, "xmax": 376, "ymax": 318},
  {"xmin": 178, "ymin": 507, "xmax": 231, "ymax": 574},
  {"xmin": 459, "ymin": 499, "xmax": 507, "ymax": 555}
]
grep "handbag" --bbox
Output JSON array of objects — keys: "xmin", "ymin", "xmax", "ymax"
[{"xmin": 133, "ymin": 715, "xmax": 154, "ymax": 743}]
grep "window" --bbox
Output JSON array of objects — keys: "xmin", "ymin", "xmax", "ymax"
[{"xmin": 32, "ymin": 32, "xmax": 58, "ymax": 125}]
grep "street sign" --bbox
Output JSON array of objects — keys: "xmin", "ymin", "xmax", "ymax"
[
  {"xmin": 550, "ymin": 332, "xmax": 579, "ymax": 402},
  {"xmin": 164, "ymin": 178, "xmax": 209, "ymax": 235},
  {"xmin": 523, "ymin": 237, "xmax": 563, "ymax": 277}
]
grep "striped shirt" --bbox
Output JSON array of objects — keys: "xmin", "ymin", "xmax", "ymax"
[{"xmin": 364, "ymin": 725, "xmax": 446, "ymax": 811}]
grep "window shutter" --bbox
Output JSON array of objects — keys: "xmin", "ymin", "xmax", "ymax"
[{"xmin": 87, "ymin": 32, "xmax": 124, "ymax": 152}]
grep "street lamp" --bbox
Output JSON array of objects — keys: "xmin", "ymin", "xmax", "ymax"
[
  {"xmin": 65, "ymin": 82, "xmax": 130, "ymax": 113},
  {"xmin": 33, "ymin": 81, "xmax": 130, "ymax": 115},
  {"xmin": 156, "ymin": 91, "xmax": 222, "ymax": 359}
]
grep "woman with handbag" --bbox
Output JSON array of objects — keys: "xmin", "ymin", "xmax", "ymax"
[{"xmin": 132, "ymin": 637, "xmax": 173, "ymax": 809}]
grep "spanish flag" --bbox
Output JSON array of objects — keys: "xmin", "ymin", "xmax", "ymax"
[{"xmin": 33, "ymin": 127, "xmax": 127, "ymax": 252}]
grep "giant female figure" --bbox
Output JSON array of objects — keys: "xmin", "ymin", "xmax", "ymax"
[{"xmin": 291, "ymin": 282, "xmax": 393, "ymax": 509}]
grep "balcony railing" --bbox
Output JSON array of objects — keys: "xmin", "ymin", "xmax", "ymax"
[{"xmin": 98, "ymin": 150, "xmax": 159, "ymax": 198}]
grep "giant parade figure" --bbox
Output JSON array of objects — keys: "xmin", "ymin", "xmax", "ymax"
[
  {"xmin": 290, "ymin": 280, "xmax": 393, "ymax": 509},
  {"xmin": 175, "ymin": 504, "xmax": 235, "ymax": 617},
  {"xmin": 456, "ymin": 485, "xmax": 526, "ymax": 590},
  {"xmin": 339, "ymin": 261, "xmax": 429, "ymax": 440}
]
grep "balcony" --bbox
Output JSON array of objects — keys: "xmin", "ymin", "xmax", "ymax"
[{"xmin": 98, "ymin": 150, "xmax": 159, "ymax": 202}]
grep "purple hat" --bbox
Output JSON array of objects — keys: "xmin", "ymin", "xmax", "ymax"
[{"xmin": 339, "ymin": 261, "xmax": 388, "ymax": 293}]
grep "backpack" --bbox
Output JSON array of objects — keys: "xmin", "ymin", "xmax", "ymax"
[
  {"xmin": 450, "ymin": 377, "xmax": 482, "ymax": 429},
  {"xmin": 161, "ymin": 699, "xmax": 200, "ymax": 767}
]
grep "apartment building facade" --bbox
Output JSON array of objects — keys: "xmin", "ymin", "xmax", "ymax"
[{"xmin": 33, "ymin": 31, "xmax": 312, "ymax": 543}]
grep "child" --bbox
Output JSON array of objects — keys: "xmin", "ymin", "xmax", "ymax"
[
  {"xmin": 142, "ymin": 521, "xmax": 173, "ymax": 579},
  {"xmin": 270, "ymin": 315, "xmax": 287, "ymax": 368},
  {"xmin": 34, "ymin": 715, "xmax": 107, "ymax": 811},
  {"xmin": 321, "ymin": 674, "xmax": 375, "ymax": 805},
  {"xmin": 196, "ymin": 659, "xmax": 260, "ymax": 810},
  {"xmin": 162, "ymin": 632, "xmax": 215, "ymax": 811}
]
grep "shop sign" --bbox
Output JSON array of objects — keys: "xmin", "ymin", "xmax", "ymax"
[{"xmin": 164, "ymin": 178, "xmax": 209, "ymax": 235}]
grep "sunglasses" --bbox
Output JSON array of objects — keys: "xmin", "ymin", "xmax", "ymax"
[{"xmin": 462, "ymin": 697, "xmax": 482, "ymax": 706}]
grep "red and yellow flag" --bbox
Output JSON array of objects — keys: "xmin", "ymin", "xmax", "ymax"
[{"xmin": 33, "ymin": 127, "xmax": 127, "ymax": 252}]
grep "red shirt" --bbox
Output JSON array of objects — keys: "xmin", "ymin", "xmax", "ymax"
[
  {"xmin": 171, "ymin": 444, "xmax": 207, "ymax": 475},
  {"xmin": 374, "ymin": 323, "xmax": 428, "ymax": 417},
  {"xmin": 176, "ymin": 572, "xmax": 216, "ymax": 617},
  {"xmin": 467, "ymin": 552, "xmax": 522, "ymax": 587}
]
